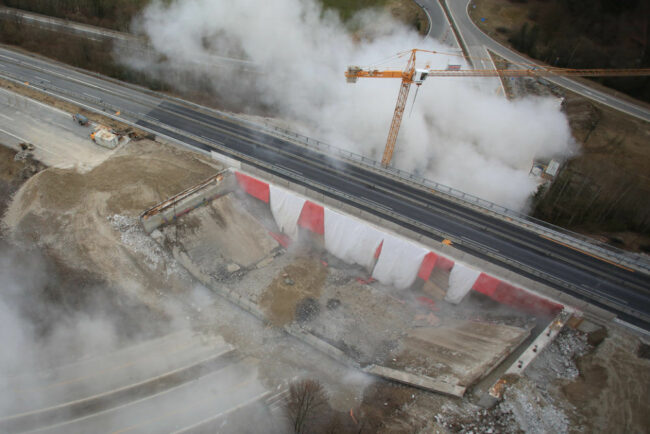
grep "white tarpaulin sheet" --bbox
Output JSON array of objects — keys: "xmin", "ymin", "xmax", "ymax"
[
  {"xmin": 269, "ymin": 185, "xmax": 305, "ymax": 240},
  {"xmin": 445, "ymin": 262, "xmax": 481, "ymax": 304},
  {"xmin": 324, "ymin": 209, "xmax": 384, "ymax": 270},
  {"xmin": 372, "ymin": 234, "xmax": 428, "ymax": 289}
]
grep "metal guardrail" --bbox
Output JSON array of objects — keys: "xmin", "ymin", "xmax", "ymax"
[
  {"xmin": 1, "ymin": 21, "xmax": 648, "ymax": 274},
  {"xmin": 14, "ymin": 59, "xmax": 647, "ymax": 272},
  {"xmin": 2, "ymin": 68, "xmax": 646, "ymax": 324},
  {"xmin": 1, "ymin": 59, "xmax": 648, "ymax": 275},
  {"xmin": 254, "ymin": 123, "xmax": 650, "ymax": 274}
]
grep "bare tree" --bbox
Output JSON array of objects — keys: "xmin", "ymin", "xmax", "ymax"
[{"xmin": 285, "ymin": 379, "xmax": 328, "ymax": 434}]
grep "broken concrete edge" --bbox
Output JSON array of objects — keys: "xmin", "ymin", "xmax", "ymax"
[
  {"xmin": 284, "ymin": 324, "xmax": 360, "ymax": 369},
  {"xmin": 481, "ymin": 308, "xmax": 574, "ymax": 407},
  {"xmin": 474, "ymin": 323, "xmax": 534, "ymax": 389},
  {"xmin": 210, "ymin": 150, "xmax": 241, "ymax": 170},
  {"xmin": 503, "ymin": 309, "xmax": 574, "ymax": 377},
  {"xmin": 364, "ymin": 365, "xmax": 466, "ymax": 398},
  {"xmin": 172, "ymin": 240, "xmax": 468, "ymax": 398},
  {"xmin": 139, "ymin": 170, "xmax": 235, "ymax": 233},
  {"xmin": 148, "ymin": 197, "xmax": 467, "ymax": 397},
  {"xmin": 171, "ymin": 249, "xmax": 268, "ymax": 323}
]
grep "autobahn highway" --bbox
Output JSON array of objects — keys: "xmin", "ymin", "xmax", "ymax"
[{"xmin": 0, "ymin": 47, "xmax": 648, "ymax": 330}]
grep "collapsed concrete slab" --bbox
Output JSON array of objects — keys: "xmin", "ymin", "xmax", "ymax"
[
  {"xmin": 394, "ymin": 319, "xmax": 532, "ymax": 387},
  {"xmin": 161, "ymin": 193, "xmax": 279, "ymax": 271},
  {"xmin": 364, "ymin": 365, "xmax": 466, "ymax": 398},
  {"xmin": 139, "ymin": 169, "xmax": 564, "ymax": 398}
]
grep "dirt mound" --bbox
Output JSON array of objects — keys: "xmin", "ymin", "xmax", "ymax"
[
  {"xmin": 2, "ymin": 139, "xmax": 221, "ymax": 298},
  {"xmin": 560, "ymin": 329, "xmax": 650, "ymax": 433},
  {"xmin": 260, "ymin": 257, "xmax": 327, "ymax": 326},
  {"xmin": 0, "ymin": 145, "xmax": 44, "ymax": 224}
]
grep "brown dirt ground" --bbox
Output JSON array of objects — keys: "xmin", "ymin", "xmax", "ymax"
[
  {"xmin": 260, "ymin": 256, "xmax": 328, "ymax": 326},
  {"xmin": 0, "ymin": 144, "xmax": 45, "ymax": 228},
  {"xmin": 3, "ymin": 139, "xmax": 222, "ymax": 301},
  {"xmin": 560, "ymin": 330, "xmax": 650, "ymax": 433},
  {"xmin": 357, "ymin": 381, "xmax": 425, "ymax": 433}
]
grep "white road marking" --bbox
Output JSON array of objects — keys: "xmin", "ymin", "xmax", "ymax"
[
  {"xmin": 0, "ymin": 127, "xmax": 28, "ymax": 142},
  {"xmin": 0, "ymin": 112, "xmax": 14, "ymax": 121},
  {"xmin": 0, "ymin": 87, "xmax": 71, "ymax": 117},
  {"xmin": 34, "ymin": 75, "xmax": 51, "ymax": 83}
]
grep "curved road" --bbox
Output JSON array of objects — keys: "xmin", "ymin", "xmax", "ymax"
[{"xmin": 425, "ymin": 0, "xmax": 650, "ymax": 121}]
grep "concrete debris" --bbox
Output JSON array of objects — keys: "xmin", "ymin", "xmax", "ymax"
[
  {"xmin": 256, "ymin": 257, "xmax": 274, "ymax": 269},
  {"xmin": 364, "ymin": 365, "xmax": 465, "ymax": 398},
  {"xmin": 295, "ymin": 297, "xmax": 320, "ymax": 323},
  {"xmin": 527, "ymin": 328, "xmax": 590, "ymax": 382},
  {"xmin": 500, "ymin": 381, "xmax": 570, "ymax": 434},
  {"xmin": 108, "ymin": 214, "xmax": 182, "ymax": 276},
  {"xmin": 227, "ymin": 263, "xmax": 241, "ymax": 273},
  {"xmin": 326, "ymin": 298, "xmax": 341, "ymax": 310},
  {"xmin": 14, "ymin": 150, "xmax": 33, "ymax": 161}
]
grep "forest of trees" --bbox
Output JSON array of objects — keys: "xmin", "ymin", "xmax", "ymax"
[
  {"xmin": 0, "ymin": 0, "xmax": 149, "ymax": 30},
  {"xmin": 507, "ymin": 0, "xmax": 650, "ymax": 102}
]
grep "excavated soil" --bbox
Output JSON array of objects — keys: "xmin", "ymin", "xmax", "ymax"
[
  {"xmin": 0, "ymin": 145, "xmax": 44, "ymax": 222},
  {"xmin": 3, "ymin": 139, "xmax": 221, "ymax": 300},
  {"xmin": 260, "ymin": 256, "xmax": 328, "ymax": 326},
  {"xmin": 560, "ymin": 330, "xmax": 650, "ymax": 433}
]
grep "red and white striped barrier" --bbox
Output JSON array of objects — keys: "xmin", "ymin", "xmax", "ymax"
[{"xmin": 234, "ymin": 171, "xmax": 563, "ymax": 316}]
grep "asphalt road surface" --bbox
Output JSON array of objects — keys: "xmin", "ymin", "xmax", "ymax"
[
  {"xmin": 0, "ymin": 331, "xmax": 275, "ymax": 433},
  {"xmin": 0, "ymin": 47, "xmax": 648, "ymax": 330},
  {"xmin": 0, "ymin": 87, "xmax": 111, "ymax": 168}
]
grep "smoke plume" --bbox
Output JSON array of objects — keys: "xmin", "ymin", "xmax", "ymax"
[{"xmin": 124, "ymin": 0, "xmax": 576, "ymax": 210}]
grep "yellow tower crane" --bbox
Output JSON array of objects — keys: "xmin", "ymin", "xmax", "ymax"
[{"xmin": 345, "ymin": 48, "xmax": 650, "ymax": 166}]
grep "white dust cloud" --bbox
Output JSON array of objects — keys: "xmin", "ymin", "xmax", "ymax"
[{"xmin": 125, "ymin": 0, "xmax": 575, "ymax": 210}]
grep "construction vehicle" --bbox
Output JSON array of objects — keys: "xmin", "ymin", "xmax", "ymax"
[
  {"xmin": 90, "ymin": 125, "xmax": 118, "ymax": 149},
  {"xmin": 345, "ymin": 49, "xmax": 650, "ymax": 166},
  {"xmin": 73, "ymin": 113, "xmax": 89, "ymax": 126}
]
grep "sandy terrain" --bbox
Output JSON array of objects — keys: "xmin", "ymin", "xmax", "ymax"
[
  {"xmin": 0, "ymin": 144, "xmax": 44, "ymax": 220},
  {"xmin": 260, "ymin": 256, "xmax": 328, "ymax": 326},
  {"xmin": 2, "ymin": 139, "xmax": 221, "ymax": 303}
]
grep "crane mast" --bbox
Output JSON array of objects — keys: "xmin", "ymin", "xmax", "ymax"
[
  {"xmin": 346, "ymin": 49, "xmax": 650, "ymax": 167},
  {"xmin": 383, "ymin": 49, "xmax": 416, "ymax": 166}
]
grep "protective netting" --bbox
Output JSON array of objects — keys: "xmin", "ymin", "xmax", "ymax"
[
  {"xmin": 324, "ymin": 209, "xmax": 384, "ymax": 270},
  {"xmin": 269, "ymin": 185, "xmax": 305, "ymax": 240},
  {"xmin": 372, "ymin": 234, "xmax": 428, "ymax": 289},
  {"xmin": 445, "ymin": 262, "xmax": 481, "ymax": 304}
]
